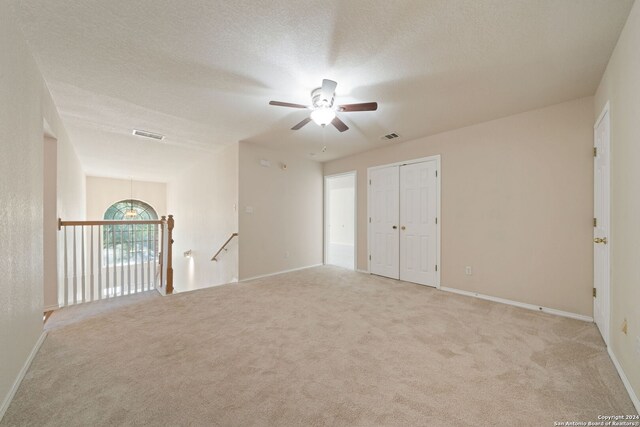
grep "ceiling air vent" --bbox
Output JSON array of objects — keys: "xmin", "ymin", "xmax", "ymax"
[
  {"xmin": 132, "ymin": 129, "xmax": 165, "ymax": 141},
  {"xmin": 381, "ymin": 132, "xmax": 400, "ymax": 140}
]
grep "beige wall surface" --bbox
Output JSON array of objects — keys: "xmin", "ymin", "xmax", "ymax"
[
  {"xmin": 0, "ymin": 2, "xmax": 84, "ymax": 417},
  {"xmin": 324, "ymin": 97, "xmax": 594, "ymax": 316},
  {"xmin": 595, "ymin": 0, "xmax": 640, "ymax": 406},
  {"xmin": 238, "ymin": 142, "xmax": 323, "ymax": 280},
  {"xmin": 52, "ymin": 121, "xmax": 86, "ymax": 311},
  {"xmin": 86, "ymin": 176, "xmax": 166, "ymax": 220},
  {"xmin": 43, "ymin": 137, "xmax": 58, "ymax": 310},
  {"xmin": 167, "ymin": 145, "xmax": 239, "ymax": 292},
  {"xmin": 56, "ymin": 131, "xmax": 86, "ymax": 222}
]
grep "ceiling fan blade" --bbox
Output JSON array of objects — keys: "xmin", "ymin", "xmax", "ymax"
[
  {"xmin": 291, "ymin": 117, "xmax": 312, "ymax": 130},
  {"xmin": 269, "ymin": 101, "xmax": 309, "ymax": 109},
  {"xmin": 338, "ymin": 102, "xmax": 378, "ymax": 112},
  {"xmin": 331, "ymin": 117, "xmax": 349, "ymax": 133},
  {"xmin": 321, "ymin": 79, "xmax": 337, "ymax": 102}
]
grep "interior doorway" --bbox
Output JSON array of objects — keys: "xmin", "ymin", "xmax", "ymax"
[{"xmin": 324, "ymin": 172, "xmax": 356, "ymax": 270}]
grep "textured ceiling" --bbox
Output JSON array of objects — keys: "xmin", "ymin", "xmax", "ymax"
[{"xmin": 18, "ymin": 0, "xmax": 634, "ymax": 181}]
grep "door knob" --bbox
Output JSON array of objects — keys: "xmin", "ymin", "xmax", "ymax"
[
  {"xmin": 594, "ymin": 237, "xmax": 608, "ymax": 244},
  {"xmin": 392, "ymin": 225, "xmax": 397, "ymax": 229},
  {"xmin": 401, "ymin": 226, "xmax": 406, "ymax": 230}
]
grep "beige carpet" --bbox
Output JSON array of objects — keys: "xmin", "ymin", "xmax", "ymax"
[{"xmin": 2, "ymin": 266, "xmax": 636, "ymax": 426}]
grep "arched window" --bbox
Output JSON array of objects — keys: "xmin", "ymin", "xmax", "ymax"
[
  {"xmin": 103, "ymin": 200, "xmax": 159, "ymax": 266},
  {"xmin": 104, "ymin": 199, "xmax": 158, "ymax": 221}
]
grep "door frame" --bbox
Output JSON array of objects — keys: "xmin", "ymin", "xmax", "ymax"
[
  {"xmin": 367, "ymin": 155, "xmax": 441, "ymax": 288},
  {"xmin": 594, "ymin": 101, "xmax": 611, "ymax": 345},
  {"xmin": 323, "ymin": 171, "xmax": 357, "ymax": 270}
]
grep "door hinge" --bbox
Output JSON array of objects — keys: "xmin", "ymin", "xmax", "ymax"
[
  {"xmin": 435, "ymin": 217, "xmax": 438, "ymax": 224},
  {"xmin": 593, "ymin": 218, "xmax": 597, "ymax": 227},
  {"xmin": 593, "ymin": 287, "xmax": 597, "ymax": 298},
  {"xmin": 369, "ymin": 254, "xmax": 371, "ymax": 261},
  {"xmin": 593, "ymin": 147, "xmax": 597, "ymax": 157},
  {"xmin": 435, "ymin": 265, "xmax": 438, "ymax": 272},
  {"xmin": 435, "ymin": 170, "xmax": 438, "ymax": 177},
  {"xmin": 369, "ymin": 217, "xmax": 371, "ymax": 223},
  {"xmin": 369, "ymin": 179, "xmax": 371, "ymax": 185}
]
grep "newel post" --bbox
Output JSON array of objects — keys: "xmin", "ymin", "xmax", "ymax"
[{"xmin": 166, "ymin": 214, "xmax": 174, "ymax": 294}]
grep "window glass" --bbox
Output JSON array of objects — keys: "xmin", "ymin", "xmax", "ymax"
[{"xmin": 102, "ymin": 200, "xmax": 159, "ymax": 266}]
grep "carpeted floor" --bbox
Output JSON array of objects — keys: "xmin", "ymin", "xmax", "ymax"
[{"xmin": 2, "ymin": 266, "xmax": 636, "ymax": 426}]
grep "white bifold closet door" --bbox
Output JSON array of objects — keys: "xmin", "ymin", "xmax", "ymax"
[{"xmin": 370, "ymin": 160, "xmax": 438, "ymax": 287}]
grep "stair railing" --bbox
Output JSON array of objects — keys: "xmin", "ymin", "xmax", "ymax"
[
  {"xmin": 56, "ymin": 215, "xmax": 174, "ymax": 306},
  {"xmin": 211, "ymin": 233, "xmax": 238, "ymax": 261}
]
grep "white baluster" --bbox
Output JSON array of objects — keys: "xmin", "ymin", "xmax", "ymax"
[{"xmin": 63, "ymin": 226, "xmax": 69, "ymax": 306}]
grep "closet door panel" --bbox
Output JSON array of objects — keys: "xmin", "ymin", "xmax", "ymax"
[
  {"xmin": 370, "ymin": 166, "xmax": 400, "ymax": 279},
  {"xmin": 400, "ymin": 161, "xmax": 437, "ymax": 287}
]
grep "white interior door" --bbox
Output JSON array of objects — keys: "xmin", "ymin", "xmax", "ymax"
[
  {"xmin": 369, "ymin": 166, "xmax": 399, "ymax": 279},
  {"xmin": 400, "ymin": 161, "xmax": 438, "ymax": 286},
  {"xmin": 594, "ymin": 105, "xmax": 610, "ymax": 345}
]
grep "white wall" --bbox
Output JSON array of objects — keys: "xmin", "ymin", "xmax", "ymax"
[
  {"xmin": 595, "ymin": 0, "xmax": 640, "ymax": 407},
  {"xmin": 43, "ymin": 137, "xmax": 58, "ymax": 310},
  {"xmin": 44, "ymin": 129, "xmax": 86, "ymax": 310},
  {"xmin": 0, "ymin": 1, "xmax": 84, "ymax": 418},
  {"xmin": 166, "ymin": 145, "xmax": 239, "ymax": 292},
  {"xmin": 56, "ymin": 132, "xmax": 85, "ymax": 222},
  {"xmin": 324, "ymin": 97, "xmax": 594, "ymax": 317},
  {"xmin": 326, "ymin": 173, "xmax": 355, "ymax": 270},
  {"xmin": 238, "ymin": 142, "xmax": 323, "ymax": 280},
  {"xmin": 86, "ymin": 176, "xmax": 166, "ymax": 220},
  {"xmin": 327, "ymin": 175, "xmax": 355, "ymax": 246}
]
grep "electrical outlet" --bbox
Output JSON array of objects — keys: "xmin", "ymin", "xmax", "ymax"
[{"xmin": 465, "ymin": 266, "xmax": 472, "ymax": 276}]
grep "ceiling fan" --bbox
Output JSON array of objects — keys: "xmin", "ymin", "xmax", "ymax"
[{"xmin": 269, "ymin": 79, "xmax": 377, "ymax": 132}]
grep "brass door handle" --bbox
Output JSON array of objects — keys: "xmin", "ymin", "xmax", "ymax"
[
  {"xmin": 594, "ymin": 237, "xmax": 608, "ymax": 244},
  {"xmin": 401, "ymin": 226, "xmax": 406, "ymax": 230},
  {"xmin": 392, "ymin": 225, "xmax": 397, "ymax": 229}
]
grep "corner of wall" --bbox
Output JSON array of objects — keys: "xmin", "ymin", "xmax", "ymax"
[{"xmin": 593, "ymin": 0, "xmax": 640, "ymax": 410}]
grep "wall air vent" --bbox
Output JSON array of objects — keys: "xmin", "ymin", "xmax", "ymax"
[
  {"xmin": 132, "ymin": 129, "xmax": 165, "ymax": 141},
  {"xmin": 381, "ymin": 132, "xmax": 400, "ymax": 140}
]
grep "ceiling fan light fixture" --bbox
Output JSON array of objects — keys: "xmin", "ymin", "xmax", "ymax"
[
  {"xmin": 310, "ymin": 108, "xmax": 335, "ymax": 126},
  {"xmin": 269, "ymin": 78, "xmax": 376, "ymax": 132}
]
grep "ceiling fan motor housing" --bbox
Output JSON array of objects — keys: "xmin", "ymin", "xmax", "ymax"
[{"xmin": 311, "ymin": 87, "xmax": 334, "ymax": 109}]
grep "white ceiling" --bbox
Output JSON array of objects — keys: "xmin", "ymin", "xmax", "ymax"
[{"xmin": 18, "ymin": 0, "xmax": 634, "ymax": 181}]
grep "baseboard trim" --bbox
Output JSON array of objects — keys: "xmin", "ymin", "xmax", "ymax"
[
  {"xmin": 607, "ymin": 346, "xmax": 640, "ymax": 413},
  {"xmin": 440, "ymin": 286, "xmax": 593, "ymax": 322},
  {"xmin": 43, "ymin": 304, "xmax": 59, "ymax": 312},
  {"xmin": 240, "ymin": 264, "xmax": 324, "ymax": 282},
  {"xmin": 356, "ymin": 269, "xmax": 370, "ymax": 274},
  {"xmin": 0, "ymin": 331, "xmax": 47, "ymax": 421}
]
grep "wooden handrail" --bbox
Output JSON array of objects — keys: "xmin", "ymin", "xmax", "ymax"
[
  {"xmin": 211, "ymin": 233, "xmax": 238, "ymax": 261},
  {"xmin": 59, "ymin": 219, "xmax": 164, "ymax": 229}
]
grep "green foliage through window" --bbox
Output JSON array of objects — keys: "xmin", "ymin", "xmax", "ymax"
[{"xmin": 103, "ymin": 200, "xmax": 159, "ymax": 266}]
